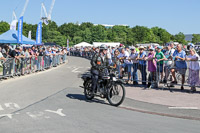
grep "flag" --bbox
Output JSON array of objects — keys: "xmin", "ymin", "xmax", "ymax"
[
  {"xmin": 36, "ymin": 22, "xmax": 42, "ymax": 44},
  {"xmin": 28, "ymin": 31, "xmax": 31, "ymax": 39},
  {"xmin": 17, "ymin": 16, "xmax": 23, "ymax": 44}
]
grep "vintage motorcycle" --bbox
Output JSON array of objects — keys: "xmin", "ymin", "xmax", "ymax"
[{"xmin": 81, "ymin": 67, "xmax": 125, "ymax": 106}]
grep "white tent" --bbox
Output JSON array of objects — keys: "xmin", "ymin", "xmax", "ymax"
[
  {"xmin": 93, "ymin": 42, "xmax": 120, "ymax": 47},
  {"xmin": 74, "ymin": 42, "xmax": 93, "ymax": 47}
]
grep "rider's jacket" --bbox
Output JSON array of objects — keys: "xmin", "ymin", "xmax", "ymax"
[{"xmin": 91, "ymin": 52, "xmax": 109, "ymax": 70}]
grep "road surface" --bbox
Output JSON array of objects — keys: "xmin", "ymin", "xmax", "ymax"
[{"xmin": 0, "ymin": 56, "xmax": 199, "ymax": 133}]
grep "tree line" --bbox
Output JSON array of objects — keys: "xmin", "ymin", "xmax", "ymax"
[{"xmin": 0, "ymin": 21, "xmax": 200, "ymax": 46}]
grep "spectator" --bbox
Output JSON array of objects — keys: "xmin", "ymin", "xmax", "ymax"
[
  {"xmin": 146, "ymin": 47, "xmax": 157, "ymax": 88},
  {"xmin": 186, "ymin": 48, "xmax": 200, "ymax": 92},
  {"xmin": 24, "ymin": 48, "xmax": 31, "ymax": 74},
  {"xmin": 137, "ymin": 46, "xmax": 147, "ymax": 85},
  {"xmin": 163, "ymin": 44, "xmax": 175, "ymax": 83},
  {"xmin": 129, "ymin": 47, "xmax": 139, "ymax": 85},
  {"xmin": 156, "ymin": 46, "xmax": 166, "ymax": 82},
  {"xmin": 171, "ymin": 44, "xmax": 187, "ymax": 90},
  {"xmin": 117, "ymin": 48, "xmax": 129, "ymax": 79},
  {"xmin": 0, "ymin": 47, "xmax": 6, "ymax": 67}
]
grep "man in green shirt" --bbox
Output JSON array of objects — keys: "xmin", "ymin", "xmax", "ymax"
[{"xmin": 156, "ymin": 46, "xmax": 166, "ymax": 83}]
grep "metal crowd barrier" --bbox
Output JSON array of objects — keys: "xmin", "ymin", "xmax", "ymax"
[
  {"xmin": 0, "ymin": 54, "xmax": 67, "ymax": 80},
  {"xmin": 70, "ymin": 50, "xmax": 200, "ymax": 90}
]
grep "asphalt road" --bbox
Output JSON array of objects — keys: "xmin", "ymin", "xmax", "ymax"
[{"xmin": 0, "ymin": 56, "xmax": 200, "ymax": 133}]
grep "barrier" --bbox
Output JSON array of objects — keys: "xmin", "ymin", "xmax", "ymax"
[
  {"xmin": 0, "ymin": 54, "xmax": 67, "ymax": 80},
  {"xmin": 69, "ymin": 49, "xmax": 200, "ymax": 90}
]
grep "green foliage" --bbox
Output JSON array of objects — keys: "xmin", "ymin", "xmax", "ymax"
[
  {"xmin": 192, "ymin": 34, "xmax": 200, "ymax": 44},
  {"xmin": 174, "ymin": 32, "xmax": 186, "ymax": 44},
  {"xmin": 0, "ymin": 21, "xmax": 191, "ymax": 46},
  {"xmin": 0, "ymin": 21, "xmax": 10, "ymax": 35}
]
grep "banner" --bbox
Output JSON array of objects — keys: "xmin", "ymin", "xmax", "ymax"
[
  {"xmin": 10, "ymin": 20, "xmax": 18, "ymax": 30},
  {"xmin": 36, "ymin": 22, "xmax": 42, "ymax": 44},
  {"xmin": 17, "ymin": 16, "xmax": 23, "ymax": 44}
]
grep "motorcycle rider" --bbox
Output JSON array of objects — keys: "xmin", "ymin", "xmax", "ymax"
[{"xmin": 90, "ymin": 44, "xmax": 109, "ymax": 94}]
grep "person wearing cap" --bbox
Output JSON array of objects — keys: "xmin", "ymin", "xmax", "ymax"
[
  {"xmin": 129, "ymin": 47, "xmax": 139, "ymax": 85},
  {"xmin": 145, "ymin": 47, "xmax": 157, "ymax": 88},
  {"xmin": 156, "ymin": 46, "xmax": 166, "ymax": 83},
  {"xmin": 138, "ymin": 46, "xmax": 147, "ymax": 85},
  {"xmin": 163, "ymin": 43, "xmax": 175, "ymax": 83}
]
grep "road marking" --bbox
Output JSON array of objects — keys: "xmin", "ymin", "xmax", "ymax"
[
  {"xmin": 168, "ymin": 107, "xmax": 199, "ymax": 110},
  {"xmin": 72, "ymin": 68, "xmax": 81, "ymax": 73},
  {"xmin": 4, "ymin": 103, "xmax": 20, "ymax": 109},
  {"xmin": 26, "ymin": 112, "xmax": 45, "ymax": 119},
  {"xmin": 45, "ymin": 109, "xmax": 66, "ymax": 116},
  {"xmin": 0, "ymin": 105, "xmax": 4, "ymax": 111},
  {"xmin": 0, "ymin": 114, "xmax": 13, "ymax": 119}
]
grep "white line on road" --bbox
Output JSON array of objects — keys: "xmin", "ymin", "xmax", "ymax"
[
  {"xmin": 168, "ymin": 107, "xmax": 199, "ymax": 110},
  {"xmin": 0, "ymin": 114, "xmax": 13, "ymax": 119},
  {"xmin": 4, "ymin": 103, "xmax": 20, "ymax": 110},
  {"xmin": 45, "ymin": 109, "xmax": 66, "ymax": 116}
]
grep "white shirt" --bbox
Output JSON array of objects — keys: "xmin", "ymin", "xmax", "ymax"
[
  {"xmin": 117, "ymin": 51, "xmax": 130, "ymax": 64},
  {"xmin": 107, "ymin": 50, "xmax": 112, "ymax": 59},
  {"xmin": 130, "ymin": 52, "xmax": 139, "ymax": 63},
  {"xmin": 187, "ymin": 54, "xmax": 200, "ymax": 70},
  {"xmin": 0, "ymin": 52, "xmax": 3, "ymax": 66},
  {"xmin": 0, "ymin": 52, "xmax": 3, "ymax": 58}
]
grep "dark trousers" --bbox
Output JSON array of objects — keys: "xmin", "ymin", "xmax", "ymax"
[
  {"xmin": 91, "ymin": 69, "xmax": 99, "ymax": 93},
  {"xmin": 139, "ymin": 64, "xmax": 147, "ymax": 85}
]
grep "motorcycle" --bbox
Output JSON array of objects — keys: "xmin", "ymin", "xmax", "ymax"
[{"xmin": 81, "ymin": 67, "xmax": 126, "ymax": 106}]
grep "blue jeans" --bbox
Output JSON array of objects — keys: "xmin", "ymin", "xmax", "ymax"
[
  {"xmin": 139, "ymin": 64, "xmax": 147, "ymax": 85},
  {"xmin": 132, "ymin": 63, "xmax": 138, "ymax": 83}
]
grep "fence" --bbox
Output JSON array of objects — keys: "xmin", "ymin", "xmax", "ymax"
[
  {"xmin": 0, "ymin": 54, "xmax": 67, "ymax": 80},
  {"xmin": 70, "ymin": 50, "xmax": 200, "ymax": 90}
]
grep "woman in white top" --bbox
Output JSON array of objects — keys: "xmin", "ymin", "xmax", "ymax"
[{"xmin": 186, "ymin": 48, "xmax": 200, "ymax": 92}]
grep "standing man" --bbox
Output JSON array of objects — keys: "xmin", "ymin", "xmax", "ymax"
[
  {"xmin": 171, "ymin": 44, "xmax": 187, "ymax": 90},
  {"xmin": 137, "ymin": 46, "xmax": 147, "ymax": 85},
  {"xmin": 129, "ymin": 47, "xmax": 139, "ymax": 85},
  {"xmin": 163, "ymin": 44, "xmax": 175, "ymax": 83},
  {"xmin": 156, "ymin": 46, "xmax": 166, "ymax": 83}
]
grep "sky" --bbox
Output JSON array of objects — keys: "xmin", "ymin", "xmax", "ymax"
[{"xmin": 0, "ymin": 0, "xmax": 199, "ymax": 34}]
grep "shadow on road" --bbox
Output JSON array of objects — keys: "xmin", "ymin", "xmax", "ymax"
[{"xmin": 66, "ymin": 93, "xmax": 109, "ymax": 105}]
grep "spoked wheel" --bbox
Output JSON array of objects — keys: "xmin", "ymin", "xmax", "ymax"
[
  {"xmin": 107, "ymin": 82, "xmax": 125, "ymax": 106},
  {"xmin": 84, "ymin": 80, "xmax": 94, "ymax": 100}
]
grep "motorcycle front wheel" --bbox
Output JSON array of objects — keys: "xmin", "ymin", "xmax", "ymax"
[
  {"xmin": 84, "ymin": 80, "xmax": 94, "ymax": 100},
  {"xmin": 107, "ymin": 82, "xmax": 126, "ymax": 107}
]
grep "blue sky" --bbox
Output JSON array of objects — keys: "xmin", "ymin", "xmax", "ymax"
[{"xmin": 0, "ymin": 0, "xmax": 199, "ymax": 34}]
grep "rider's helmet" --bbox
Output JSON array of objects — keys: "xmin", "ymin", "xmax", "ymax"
[{"xmin": 100, "ymin": 44, "xmax": 108, "ymax": 50}]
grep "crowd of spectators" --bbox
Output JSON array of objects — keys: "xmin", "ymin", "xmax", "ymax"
[
  {"xmin": 0, "ymin": 44, "xmax": 68, "ymax": 77},
  {"xmin": 70, "ymin": 42, "xmax": 200, "ymax": 92}
]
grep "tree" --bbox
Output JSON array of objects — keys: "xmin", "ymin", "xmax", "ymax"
[
  {"xmin": 192, "ymin": 34, "xmax": 200, "ymax": 44},
  {"xmin": 45, "ymin": 30, "xmax": 66, "ymax": 46},
  {"xmin": 0, "ymin": 21, "xmax": 10, "ymax": 34},
  {"xmin": 174, "ymin": 32, "xmax": 185, "ymax": 44},
  {"xmin": 151, "ymin": 27, "xmax": 171, "ymax": 44}
]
